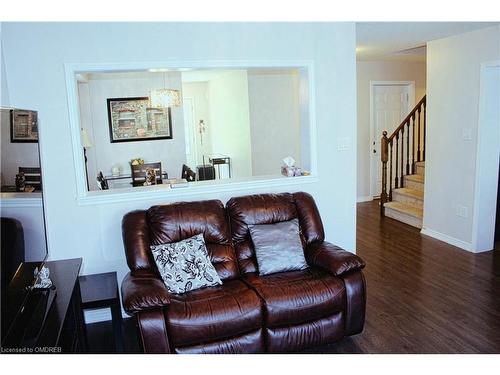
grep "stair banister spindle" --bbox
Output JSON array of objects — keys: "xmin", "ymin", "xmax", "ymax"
[
  {"xmin": 389, "ymin": 141, "xmax": 393, "ymax": 201},
  {"xmin": 406, "ymin": 119, "xmax": 410, "ymax": 175},
  {"xmin": 417, "ymin": 107, "xmax": 421, "ymax": 162},
  {"xmin": 395, "ymin": 134, "xmax": 399, "ymax": 189},
  {"xmin": 423, "ymin": 99, "xmax": 426, "ymax": 160},
  {"xmin": 411, "ymin": 113, "xmax": 416, "ymax": 174},
  {"xmin": 401, "ymin": 126, "xmax": 405, "ymax": 186},
  {"xmin": 380, "ymin": 131, "xmax": 389, "ymax": 214}
]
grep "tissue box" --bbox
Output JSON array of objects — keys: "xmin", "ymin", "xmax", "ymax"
[{"xmin": 281, "ymin": 166, "xmax": 301, "ymax": 177}]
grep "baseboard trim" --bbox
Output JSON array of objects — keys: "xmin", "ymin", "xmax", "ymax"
[
  {"xmin": 420, "ymin": 227, "xmax": 474, "ymax": 252},
  {"xmin": 357, "ymin": 196, "xmax": 373, "ymax": 203}
]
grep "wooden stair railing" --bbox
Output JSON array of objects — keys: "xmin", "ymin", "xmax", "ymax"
[{"xmin": 380, "ymin": 95, "xmax": 426, "ymax": 215}]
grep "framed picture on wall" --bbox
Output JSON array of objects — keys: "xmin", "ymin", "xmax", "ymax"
[
  {"xmin": 10, "ymin": 109, "xmax": 38, "ymax": 143},
  {"xmin": 106, "ymin": 97, "xmax": 173, "ymax": 143}
]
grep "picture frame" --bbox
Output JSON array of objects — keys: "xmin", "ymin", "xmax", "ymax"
[
  {"xmin": 10, "ymin": 109, "xmax": 38, "ymax": 143},
  {"xmin": 106, "ymin": 97, "xmax": 173, "ymax": 143}
]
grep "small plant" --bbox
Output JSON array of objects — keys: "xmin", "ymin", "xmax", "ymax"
[{"xmin": 130, "ymin": 158, "xmax": 144, "ymax": 166}]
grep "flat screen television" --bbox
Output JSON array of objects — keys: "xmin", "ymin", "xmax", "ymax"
[{"xmin": 0, "ymin": 107, "xmax": 49, "ymax": 347}]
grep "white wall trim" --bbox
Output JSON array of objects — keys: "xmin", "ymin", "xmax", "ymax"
[
  {"xmin": 0, "ymin": 195, "xmax": 43, "ymax": 208},
  {"xmin": 64, "ymin": 60, "xmax": 318, "ymax": 205},
  {"xmin": 356, "ymin": 196, "xmax": 373, "ymax": 203},
  {"xmin": 368, "ymin": 81, "xmax": 416, "ymax": 197},
  {"xmin": 78, "ymin": 175, "xmax": 318, "ymax": 206},
  {"xmin": 421, "ymin": 227, "xmax": 475, "ymax": 252},
  {"xmin": 471, "ymin": 60, "xmax": 500, "ymax": 252}
]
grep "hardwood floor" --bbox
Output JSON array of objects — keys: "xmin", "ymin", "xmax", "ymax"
[
  {"xmin": 86, "ymin": 200, "xmax": 500, "ymax": 353},
  {"xmin": 317, "ymin": 200, "xmax": 500, "ymax": 353}
]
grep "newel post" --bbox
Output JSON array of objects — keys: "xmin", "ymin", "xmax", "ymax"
[{"xmin": 380, "ymin": 131, "xmax": 389, "ymax": 215}]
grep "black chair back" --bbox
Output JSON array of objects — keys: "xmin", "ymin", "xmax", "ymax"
[
  {"xmin": 96, "ymin": 172, "xmax": 109, "ymax": 190},
  {"xmin": 197, "ymin": 165, "xmax": 216, "ymax": 181},
  {"xmin": 1, "ymin": 218, "xmax": 25, "ymax": 288},
  {"xmin": 181, "ymin": 164, "xmax": 196, "ymax": 182}
]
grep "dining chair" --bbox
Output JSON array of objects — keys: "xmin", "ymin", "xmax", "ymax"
[{"xmin": 181, "ymin": 164, "xmax": 196, "ymax": 182}]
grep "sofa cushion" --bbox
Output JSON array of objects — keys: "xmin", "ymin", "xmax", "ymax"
[
  {"xmin": 147, "ymin": 200, "xmax": 239, "ymax": 280},
  {"xmin": 243, "ymin": 268, "xmax": 345, "ymax": 328},
  {"xmin": 165, "ymin": 279, "xmax": 263, "ymax": 347},
  {"xmin": 227, "ymin": 193, "xmax": 299, "ymax": 274},
  {"xmin": 151, "ymin": 234, "xmax": 222, "ymax": 294},
  {"xmin": 249, "ymin": 219, "xmax": 307, "ymax": 275},
  {"xmin": 226, "ymin": 192, "xmax": 325, "ymax": 275}
]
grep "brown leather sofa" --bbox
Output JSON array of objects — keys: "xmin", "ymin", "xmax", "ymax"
[{"xmin": 121, "ymin": 192, "xmax": 366, "ymax": 353}]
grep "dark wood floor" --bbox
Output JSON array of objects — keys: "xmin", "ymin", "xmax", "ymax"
[{"xmin": 86, "ymin": 200, "xmax": 500, "ymax": 353}]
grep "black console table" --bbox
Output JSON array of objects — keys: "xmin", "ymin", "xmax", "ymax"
[{"xmin": 1, "ymin": 258, "xmax": 87, "ymax": 353}]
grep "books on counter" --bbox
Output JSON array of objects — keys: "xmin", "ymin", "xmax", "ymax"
[{"xmin": 166, "ymin": 178, "xmax": 189, "ymax": 188}]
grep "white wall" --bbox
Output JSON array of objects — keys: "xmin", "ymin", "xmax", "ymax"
[
  {"xmin": 357, "ymin": 61, "xmax": 426, "ymax": 199},
  {"xmin": 1, "ymin": 39, "xmax": 9, "ymax": 107},
  {"xmin": 1, "ymin": 22, "xmax": 357, "ymax": 300},
  {"xmin": 423, "ymin": 25, "xmax": 500, "ymax": 250},
  {"xmin": 248, "ymin": 69, "xmax": 301, "ymax": 176},
  {"xmin": 207, "ymin": 70, "xmax": 252, "ymax": 178},
  {"xmin": 181, "ymin": 81, "xmax": 212, "ymax": 167},
  {"xmin": 78, "ymin": 72, "xmax": 187, "ymax": 189}
]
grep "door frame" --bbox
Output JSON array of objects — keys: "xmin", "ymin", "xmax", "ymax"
[
  {"xmin": 369, "ymin": 81, "xmax": 416, "ymax": 198},
  {"xmin": 471, "ymin": 61, "xmax": 500, "ymax": 252}
]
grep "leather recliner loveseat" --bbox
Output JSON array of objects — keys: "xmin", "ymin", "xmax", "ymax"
[{"xmin": 121, "ymin": 192, "xmax": 366, "ymax": 353}]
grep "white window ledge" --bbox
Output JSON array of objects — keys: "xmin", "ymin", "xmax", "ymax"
[{"xmin": 78, "ymin": 175, "xmax": 318, "ymax": 206}]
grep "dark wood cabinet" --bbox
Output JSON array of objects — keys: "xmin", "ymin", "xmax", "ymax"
[{"xmin": 1, "ymin": 258, "xmax": 87, "ymax": 353}]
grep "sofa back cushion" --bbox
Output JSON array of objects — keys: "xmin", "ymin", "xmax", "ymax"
[
  {"xmin": 226, "ymin": 192, "xmax": 325, "ymax": 274},
  {"xmin": 122, "ymin": 210, "xmax": 154, "ymax": 273},
  {"xmin": 122, "ymin": 199, "xmax": 239, "ymax": 281}
]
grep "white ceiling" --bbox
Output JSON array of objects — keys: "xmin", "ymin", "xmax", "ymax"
[{"xmin": 356, "ymin": 22, "xmax": 499, "ymax": 61}]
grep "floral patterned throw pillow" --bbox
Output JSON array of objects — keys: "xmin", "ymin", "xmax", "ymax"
[{"xmin": 150, "ymin": 233, "xmax": 222, "ymax": 294}]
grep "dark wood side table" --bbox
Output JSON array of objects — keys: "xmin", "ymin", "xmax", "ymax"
[
  {"xmin": 78, "ymin": 272, "xmax": 124, "ymax": 352},
  {"xmin": 1, "ymin": 258, "xmax": 87, "ymax": 353}
]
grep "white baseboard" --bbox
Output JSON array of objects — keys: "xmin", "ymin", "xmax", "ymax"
[
  {"xmin": 357, "ymin": 196, "xmax": 373, "ymax": 203},
  {"xmin": 420, "ymin": 227, "xmax": 474, "ymax": 252}
]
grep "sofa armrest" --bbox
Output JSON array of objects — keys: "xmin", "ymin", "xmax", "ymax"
[
  {"xmin": 306, "ymin": 241, "xmax": 365, "ymax": 276},
  {"xmin": 121, "ymin": 272, "xmax": 171, "ymax": 315}
]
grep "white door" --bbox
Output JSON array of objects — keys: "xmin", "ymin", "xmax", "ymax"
[{"xmin": 371, "ymin": 84, "xmax": 413, "ymax": 197}]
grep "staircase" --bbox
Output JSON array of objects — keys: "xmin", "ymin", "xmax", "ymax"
[
  {"xmin": 384, "ymin": 161, "xmax": 424, "ymax": 228},
  {"xmin": 380, "ymin": 95, "xmax": 426, "ymax": 228}
]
